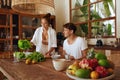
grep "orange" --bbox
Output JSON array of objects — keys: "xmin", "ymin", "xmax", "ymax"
[
  {"xmin": 90, "ymin": 71, "xmax": 99, "ymax": 79},
  {"xmin": 107, "ymin": 68, "xmax": 114, "ymax": 75}
]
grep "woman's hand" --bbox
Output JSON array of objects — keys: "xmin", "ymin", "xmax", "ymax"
[{"xmin": 44, "ymin": 52, "xmax": 51, "ymax": 58}]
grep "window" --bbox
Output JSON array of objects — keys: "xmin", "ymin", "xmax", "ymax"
[{"xmin": 70, "ymin": 0, "xmax": 116, "ymax": 38}]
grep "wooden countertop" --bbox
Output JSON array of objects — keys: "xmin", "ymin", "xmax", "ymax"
[
  {"xmin": 89, "ymin": 45, "xmax": 120, "ymax": 51},
  {"xmin": 0, "ymin": 58, "xmax": 72, "ymax": 80},
  {"xmin": 0, "ymin": 58, "xmax": 120, "ymax": 80}
]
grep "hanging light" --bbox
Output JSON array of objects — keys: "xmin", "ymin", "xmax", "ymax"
[{"xmin": 12, "ymin": 0, "xmax": 55, "ymax": 15}]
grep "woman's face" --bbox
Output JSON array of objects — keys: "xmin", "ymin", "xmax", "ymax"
[
  {"xmin": 41, "ymin": 18, "xmax": 49, "ymax": 28},
  {"xmin": 63, "ymin": 28, "xmax": 73, "ymax": 38}
]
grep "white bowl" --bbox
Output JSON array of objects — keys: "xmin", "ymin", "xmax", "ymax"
[
  {"xmin": 52, "ymin": 59, "xmax": 66, "ymax": 71},
  {"xmin": 51, "ymin": 54, "xmax": 61, "ymax": 59}
]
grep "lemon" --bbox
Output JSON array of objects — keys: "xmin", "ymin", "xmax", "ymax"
[
  {"xmin": 32, "ymin": 59, "xmax": 37, "ymax": 64},
  {"xmin": 25, "ymin": 59, "xmax": 31, "ymax": 64}
]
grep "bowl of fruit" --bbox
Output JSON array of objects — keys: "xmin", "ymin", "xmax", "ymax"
[{"xmin": 66, "ymin": 48, "xmax": 115, "ymax": 80}]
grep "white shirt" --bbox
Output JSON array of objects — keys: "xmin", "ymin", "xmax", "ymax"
[
  {"xmin": 31, "ymin": 26, "xmax": 57, "ymax": 54},
  {"xmin": 63, "ymin": 37, "xmax": 88, "ymax": 59}
]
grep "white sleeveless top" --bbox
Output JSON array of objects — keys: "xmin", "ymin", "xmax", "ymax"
[{"xmin": 40, "ymin": 44, "xmax": 48, "ymax": 55}]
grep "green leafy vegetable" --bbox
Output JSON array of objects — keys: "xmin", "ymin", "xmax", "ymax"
[
  {"xmin": 18, "ymin": 39, "xmax": 31, "ymax": 50},
  {"xmin": 26, "ymin": 52, "xmax": 45, "ymax": 62},
  {"xmin": 14, "ymin": 52, "xmax": 25, "ymax": 59}
]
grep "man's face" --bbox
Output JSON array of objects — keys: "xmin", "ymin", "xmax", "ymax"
[{"xmin": 63, "ymin": 28, "xmax": 73, "ymax": 38}]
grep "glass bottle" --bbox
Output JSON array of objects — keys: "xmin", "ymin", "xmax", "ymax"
[{"xmin": 96, "ymin": 35, "xmax": 103, "ymax": 47}]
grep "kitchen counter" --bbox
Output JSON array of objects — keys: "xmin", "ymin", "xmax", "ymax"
[
  {"xmin": 0, "ymin": 58, "xmax": 72, "ymax": 80},
  {"xmin": 0, "ymin": 58, "xmax": 120, "ymax": 80},
  {"xmin": 89, "ymin": 45, "xmax": 120, "ymax": 51}
]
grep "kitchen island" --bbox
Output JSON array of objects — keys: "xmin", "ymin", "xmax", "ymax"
[
  {"xmin": 0, "ymin": 58, "xmax": 120, "ymax": 80},
  {"xmin": 0, "ymin": 58, "xmax": 72, "ymax": 80}
]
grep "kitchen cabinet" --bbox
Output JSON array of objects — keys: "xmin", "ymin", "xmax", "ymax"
[
  {"xmin": 0, "ymin": 8, "xmax": 56, "ymax": 58},
  {"xmin": 0, "ymin": 9, "xmax": 13, "ymax": 56},
  {"xmin": 69, "ymin": 0, "xmax": 116, "ymax": 38}
]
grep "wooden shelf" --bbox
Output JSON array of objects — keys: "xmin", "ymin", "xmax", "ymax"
[
  {"xmin": 0, "ymin": 9, "xmax": 13, "ymax": 53},
  {"xmin": 13, "ymin": 38, "xmax": 19, "ymax": 40},
  {"xmin": 0, "ymin": 25, "xmax": 10, "ymax": 28},
  {"xmin": 22, "ymin": 37, "xmax": 32, "ymax": 40},
  {"xmin": 0, "ymin": 38, "xmax": 11, "ymax": 41},
  {"xmin": 22, "ymin": 25, "xmax": 38, "ymax": 29}
]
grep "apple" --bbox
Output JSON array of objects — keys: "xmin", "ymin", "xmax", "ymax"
[{"xmin": 95, "ymin": 66, "xmax": 108, "ymax": 78}]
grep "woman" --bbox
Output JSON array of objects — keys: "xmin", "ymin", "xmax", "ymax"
[
  {"xmin": 31, "ymin": 13, "xmax": 57, "ymax": 57},
  {"xmin": 63, "ymin": 23, "xmax": 88, "ymax": 60}
]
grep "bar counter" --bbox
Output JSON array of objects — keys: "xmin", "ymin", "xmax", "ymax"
[{"xmin": 0, "ymin": 58, "xmax": 120, "ymax": 80}]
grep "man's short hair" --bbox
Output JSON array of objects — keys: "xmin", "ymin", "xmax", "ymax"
[{"xmin": 63, "ymin": 23, "xmax": 76, "ymax": 33}]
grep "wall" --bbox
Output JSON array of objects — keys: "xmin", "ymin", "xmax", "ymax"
[
  {"xmin": 116, "ymin": 0, "xmax": 120, "ymax": 38},
  {"xmin": 54, "ymin": 0, "xmax": 70, "ymax": 32}
]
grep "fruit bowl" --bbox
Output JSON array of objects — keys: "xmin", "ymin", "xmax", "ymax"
[
  {"xmin": 66, "ymin": 71, "xmax": 115, "ymax": 80},
  {"xmin": 65, "ymin": 48, "xmax": 115, "ymax": 80}
]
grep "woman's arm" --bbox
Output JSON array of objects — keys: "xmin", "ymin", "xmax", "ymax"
[{"xmin": 45, "ymin": 47, "xmax": 55, "ymax": 56}]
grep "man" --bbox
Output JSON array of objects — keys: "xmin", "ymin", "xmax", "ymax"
[{"xmin": 63, "ymin": 23, "xmax": 88, "ymax": 60}]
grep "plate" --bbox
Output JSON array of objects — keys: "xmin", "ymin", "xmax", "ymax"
[{"xmin": 66, "ymin": 71, "xmax": 115, "ymax": 80}]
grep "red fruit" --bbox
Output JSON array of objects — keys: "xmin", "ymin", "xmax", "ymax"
[
  {"xmin": 79, "ymin": 59, "xmax": 89, "ymax": 68},
  {"xmin": 88, "ymin": 58, "xmax": 98, "ymax": 69},
  {"xmin": 95, "ymin": 66, "xmax": 108, "ymax": 78}
]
